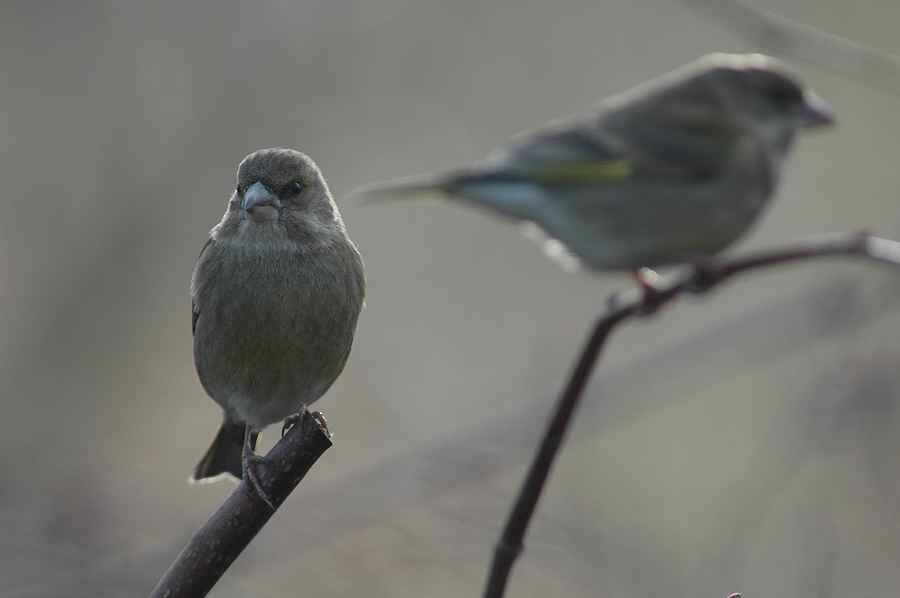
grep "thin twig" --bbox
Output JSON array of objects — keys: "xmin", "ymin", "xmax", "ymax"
[
  {"xmin": 482, "ymin": 231, "xmax": 900, "ymax": 598},
  {"xmin": 677, "ymin": 0, "xmax": 900, "ymax": 96},
  {"xmin": 148, "ymin": 408, "xmax": 332, "ymax": 598}
]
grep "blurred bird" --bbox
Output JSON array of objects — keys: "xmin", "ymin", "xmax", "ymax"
[
  {"xmin": 190, "ymin": 148, "xmax": 365, "ymax": 508},
  {"xmin": 360, "ymin": 53, "xmax": 834, "ymax": 278}
]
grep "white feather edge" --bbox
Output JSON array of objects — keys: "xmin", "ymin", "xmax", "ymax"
[{"xmin": 520, "ymin": 221, "xmax": 583, "ymax": 273}]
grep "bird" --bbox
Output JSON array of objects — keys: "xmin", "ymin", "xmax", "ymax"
[
  {"xmin": 359, "ymin": 53, "xmax": 834, "ymax": 285},
  {"xmin": 190, "ymin": 148, "xmax": 365, "ymax": 509}
]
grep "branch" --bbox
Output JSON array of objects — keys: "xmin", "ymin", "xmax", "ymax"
[
  {"xmin": 148, "ymin": 409, "xmax": 332, "ymax": 598},
  {"xmin": 482, "ymin": 232, "xmax": 900, "ymax": 598},
  {"xmin": 677, "ymin": 0, "xmax": 900, "ymax": 96}
]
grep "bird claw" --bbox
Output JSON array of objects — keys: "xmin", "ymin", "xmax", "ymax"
[
  {"xmin": 281, "ymin": 405, "xmax": 309, "ymax": 437},
  {"xmin": 242, "ymin": 427, "xmax": 276, "ymax": 510},
  {"xmin": 282, "ymin": 412, "xmax": 303, "ymax": 437},
  {"xmin": 242, "ymin": 453, "xmax": 276, "ymax": 510},
  {"xmin": 311, "ymin": 411, "xmax": 330, "ymax": 437},
  {"xmin": 632, "ymin": 268, "xmax": 663, "ymax": 315}
]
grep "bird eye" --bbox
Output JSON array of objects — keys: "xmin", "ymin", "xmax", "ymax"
[
  {"xmin": 236, "ymin": 184, "xmax": 245, "ymax": 195},
  {"xmin": 286, "ymin": 181, "xmax": 304, "ymax": 195},
  {"xmin": 768, "ymin": 83, "xmax": 802, "ymax": 105}
]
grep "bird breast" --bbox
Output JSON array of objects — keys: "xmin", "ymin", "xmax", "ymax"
[{"xmin": 192, "ymin": 237, "xmax": 364, "ymax": 427}]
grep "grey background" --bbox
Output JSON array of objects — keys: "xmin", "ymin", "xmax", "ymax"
[{"xmin": 2, "ymin": 0, "xmax": 900, "ymax": 596}]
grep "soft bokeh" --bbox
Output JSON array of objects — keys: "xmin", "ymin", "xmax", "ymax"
[{"xmin": 2, "ymin": 1, "xmax": 900, "ymax": 596}]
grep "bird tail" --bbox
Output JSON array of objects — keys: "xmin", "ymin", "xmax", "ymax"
[
  {"xmin": 353, "ymin": 172, "xmax": 455, "ymax": 203},
  {"xmin": 189, "ymin": 417, "xmax": 247, "ymax": 483}
]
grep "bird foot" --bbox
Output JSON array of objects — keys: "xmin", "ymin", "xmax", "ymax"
[
  {"xmin": 242, "ymin": 453, "xmax": 276, "ymax": 510},
  {"xmin": 632, "ymin": 268, "xmax": 663, "ymax": 314},
  {"xmin": 281, "ymin": 407, "xmax": 307, "ymax": 438},
  {"xmin": 242, "ymin": 428, "xmax": 276, "ymax": 510},
  {"xmin": 686, "ymin": 259, "xmax": 721, "ymax": 294}
]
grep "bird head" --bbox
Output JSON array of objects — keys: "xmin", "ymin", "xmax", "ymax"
[
  {"xmin": 680, "ymin": 54, "xmax": 834, "ymax": 147},
  {"xmin": 216, "ymin": 148, "xmax": 345, "ymax": 244},
  {"xmin": 706, "ymin": 54, "xmax": 832, "ymax": 132},
  {"xmin": 614, "ymin": 54, "xmax": 835, "ymax": 154}
]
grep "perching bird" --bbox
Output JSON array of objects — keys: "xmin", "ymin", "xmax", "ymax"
[
  {"xmin": 360, "ymin": 53, "xmax": 833, "ymax": 274},
  {"xmin": 190, "ymin": 148, "xmax": 365, "ymax": 508}
]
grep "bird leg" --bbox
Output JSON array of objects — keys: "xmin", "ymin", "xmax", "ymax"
[
  {"xmin": 281, "ymin": 405, "xmax": 307, "ymax": 438},
  {"xmin": 686, "ymin": 258, "xmax": 722, "ymax": 294},
  {"xmin": 631, "ymin": 267, "xmax": 663, "ymax": 314},
  {"xmin": 242, "ymin": 426, "xmax": 275, "ymax": 510}
]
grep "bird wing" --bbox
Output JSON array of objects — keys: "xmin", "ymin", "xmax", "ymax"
[
  {"xmin": 192, "ymin": 238, "xmax": 214, "ymax": 336},
  {"xmin": 495, "ymin": 112, "xmax": 735, "ymax": 186},
  {"xmin": 494, "ymin": 121, "xmax": 634, "ymax": 185},
  {"xmin": 356, "ymin": 110, "xmax": 736, "ymax": 203},
  {"xmin": 192, "ymin": 301, "xmax": 200, "ymax": 336}
]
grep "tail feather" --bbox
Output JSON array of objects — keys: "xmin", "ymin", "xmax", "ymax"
[
  {"xmin": 189, "ymin": 418, "xmax": 247, "ymax": 483},
  {"xmin": 354, "ymin": 172, "xmax": 455, "ymax": 203},
  {"xmin": 355, "ymin": 166, "xmax": 535, "ymax": 205}
]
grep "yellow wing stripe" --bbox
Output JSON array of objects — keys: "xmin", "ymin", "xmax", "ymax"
[{"xmin": 531, "ymin": 160, "xmax": 633, "ymax": 184}]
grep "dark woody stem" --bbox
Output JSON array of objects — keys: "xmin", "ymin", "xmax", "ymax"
[
  {"xmin": 483, "ymin": 232, "xmax": 900, "ymax": 598},
  {"xmin": 148, "ymin": 408, "xmax": 332, "ymax": 598}
]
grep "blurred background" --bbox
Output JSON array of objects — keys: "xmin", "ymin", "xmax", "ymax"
[{"xmin": 2, "ymin": 0, "xmax": 900, "ymax": 596}]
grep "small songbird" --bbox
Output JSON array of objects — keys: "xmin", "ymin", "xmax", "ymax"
[
  {"xmin": 190, "ymin": 148, "xmax": 365, "ymax": 508},
  {"xmin": 360, "ymin": 54, "xmax": 834, "ymax": 275}
]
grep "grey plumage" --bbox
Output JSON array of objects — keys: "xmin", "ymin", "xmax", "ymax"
[
  {"xmin": 191, "ymin": 148, "xmax": 365, "ymax": 483},
  {"xmin": 361, "ymin": 53, "xmax": 834, "ymax": 271}
]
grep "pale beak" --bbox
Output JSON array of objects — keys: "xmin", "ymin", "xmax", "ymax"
[
  {"xmin": 797, "ymin": 90, "xmax": 835, "ymax": 128},
  {"xmin": 241, "ymin": 181, "xmax": 280, "ymax": 212}
]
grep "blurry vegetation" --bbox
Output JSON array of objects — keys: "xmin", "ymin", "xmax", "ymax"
[{"xmin": 1, "ymin": 1, "xmax": 900, "ymax": 597}]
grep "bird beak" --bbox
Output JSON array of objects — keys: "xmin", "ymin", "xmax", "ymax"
[
  {"xmin": 241, "ymin": 181, "xmax": 280, "ymax": 211},
  {"xmin": 797, "ymin": 91, "xmax": 835, "ymax": 128}
]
